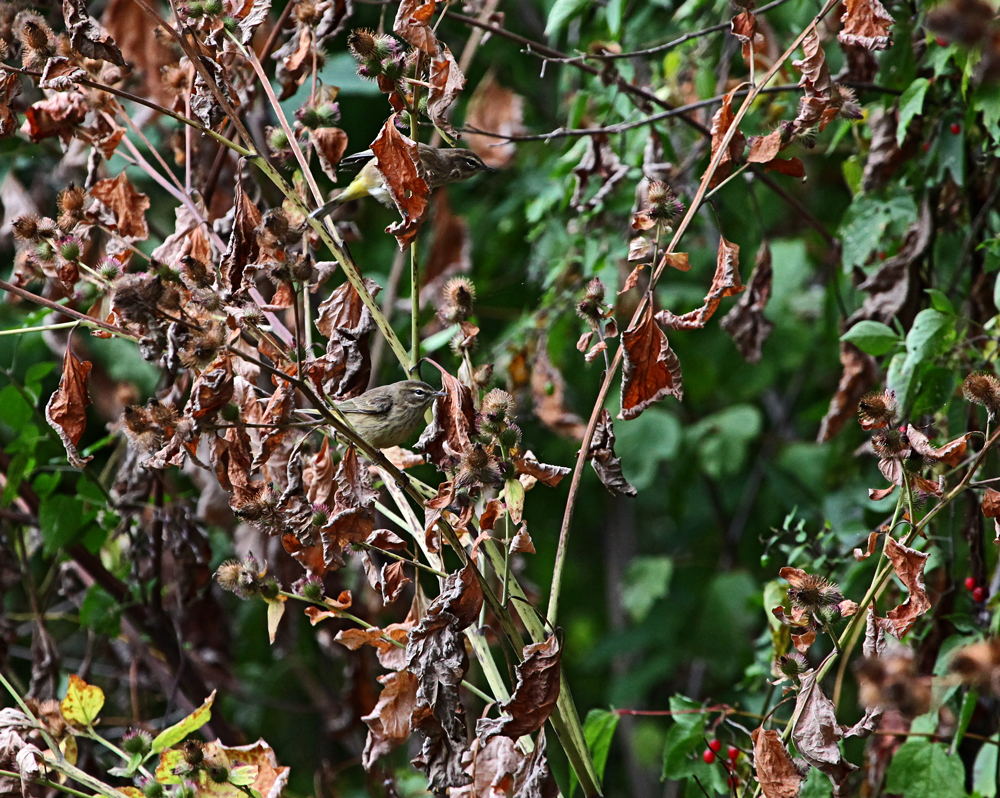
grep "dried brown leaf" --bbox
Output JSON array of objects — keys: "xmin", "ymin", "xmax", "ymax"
[
  {"xmin": 791, "ymin": 672, "xmax": 858, "ymax": 796},
  {"xmin": 905, "ymin": 425, "xmax": 972, "ymax": 468},
  {"xmin": 839, "ymin": 0, "xmax": 893, "ymax": 51},
  {"xmin": 362, "ymin": 671, "xmax": 419, "ymax": 769},
  {"xmin": 816, "ymin": 343, "xmax": 878, "ymax": 442},
  {"xmin": 394, "ymin": 0, "xmax": 438, "ymax": 53},
  {"xmin": 310, "ymin": 127, "xmax": 350, "ymax": 181},
  {"xmin": 587, "ymin": 409, "xmax": 637, "ymax": 497},
  {"xmin": 223, "ymin": 170, "xmax": 263, "ymax": 293},
  {"xmin": 371, "ymin": 115, "xmax": 430, "ymax": 247},
  {"xmin": 513, "ymin": 456, "xmax": 570, "ymax": 487},
  {"xmin": 720, "ymin": 242, "xmax": 774, "ymax": 363},
  {"xmin": 620, "ymin": 303, "xmax": 683, "ymax": 419},
  {"xmin": 464, "ymin": 71, "xmax": 524, "ymax": 169},
  {"xmin": 90, "ymin": 172, "xmax": 150, "ymax": 241},
  {"xmin": 64, "ymin": 0, "xmax": 126, "ymax": 66},
  {"xmin": 705, "ymin": 88, "xmax": 746, "ymax": 187},
  {"xmin": 476, "ymin": 635, "xmax": 561, "ymax": 742},
  {"xmin": 427, "ymin": 45, "xmax": 464, "ymax": 139},
  {"xmin": 415, "ymin": 369, "xmax": 476, "ymax": 470},
  {"xmin": 882, "ymin": 535, "xmax": 931, "ymax": 638},
  {"xmin": 752, "ymin": 727, "xmax": 805, "ymax": 798},
  {"xmin": 656, "ymin": 236, "xmax": 743, "ymax": 330},
  {"xmin": 45, "ymin": 344, "xmax": 93, "ymax": 468},
  {"xmin": 102, "ymin": 0, "xmax": 177, "ymax": 107}
]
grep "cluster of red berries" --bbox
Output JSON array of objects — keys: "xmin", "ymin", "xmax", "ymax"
[
  {"xmin": 965, "ymin": 576, "xmax": 988, "ymax": 603},
  {"xmin": 702, "ymin": 740, "xmax": 741, "ymax": 786}
]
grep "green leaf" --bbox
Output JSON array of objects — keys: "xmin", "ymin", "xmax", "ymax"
[
  {"xmin": 155, "ymin": 749, "xmax": 187, "ymax": 784},
  {"xmin": 800, "ymin": 767, "xmax": 833, "ymax": 798},
  {"xmin": 80, "ymin": 585, "xmax": 122, "ymax": 637},
  {"xmin": 503, "ymin": 478, "xmax": 524, "ymax": 525},
  {"xmin": 840, "ymin": 320, "xmax": 901, "ymax": 356},
  {"xmin": 911, "ymin": 366, "xmax": 956, "ymax": 417},
  {"xmin": 1, "ymin": 450, "xmax": 32, "ymax": 509},
  {"xmin": 973, "ymin": 733, "xmax": 998, "ymax": 798},
  {"xmin": 973, "ymin": 81, "xmax": 1000, "ymax": 143},
  {"xmin": 605, "ymin": 0, "xmax": 624, "ymax": 36},
  {"xmin": 614, "ymin": 408, "xmax": 680, "ymax": 491},
  {"xmin": 905, "ymin": 308, "xmax": 954, "ymax": 363},
  {"xmin": 661, "ymin": 696, "xmax": 706, "ymax": 780},
  {"xmin": 583, "ymin": 709, "xmax": 619, "ymax": 784},
  {"xmin": 897, "ymin": 78, "xmax": 930, "ymax": 146},
  {"xmin": 39, "ymin": 495, "xmax": 86, "ymax": 555},
  {"xmin": 0, "ymin": 385, "xmax": 33, "ymax": 431},
  {"xmin": 622, "ymin": 556, "xmax": 673, "ymax": 623},
  {"xmin": 545, "ymin": 0, "xmax": 590, "ymax": 37},
  {"xmin": 152, "ymin": 691, "xmax": 217, "ymax": 752},
  {"xmin": 839, "ymin": 190, "xmax": 918, "ymax": 271},
  {"xmin": 925, "ymin": 289, "xmax": 955, "ymax": 314},
  {"xmin": 885, "ymin": 740, "xmax": 965, "ymax": 798},
  {"xmin": 951, "ymin": 687, "xmax": 978, "ymax": 754},
  {"xmin": 227, "ymin": 765, "xmax": 259, "ymax": 786},
  {"xmin": 61, "ymin": 674, "xmax": 105, "ymax": 726}
]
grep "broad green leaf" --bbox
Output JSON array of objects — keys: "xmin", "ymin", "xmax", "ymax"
[
  {"xmin": 80, "ymin": 585, "xmax": 122, "ymax": 638},
  {"xmin": 951, "ymin": 687, "xmax": 978, "ymax": 753},
  {"xmin": 840, "ymin": 320, "xmax": 901, "ymax": 356},
  {"xmin": 905, "ymin": 308, "xmax": 953, "ymax": 363},
  {"xmin": 839, "ymin": 191, "xmax": 918, "ymax": 271},
  {"xmin": 152, "ymin": 691, "xmax": 217, "ymax": 752},
  {"xmin": 885, "ymin": 740, "xmax": 965, "ymax": 798},
  {"xmin": 545, "ymin": 0, "xmax": 590, "ymax": 37},
  {"xmin": 661, "ymin": 696, "xmax": 706, "ymax": 779},
  {"xmin": 605, "ymin": 0, "xmax": 624, "ymax": 36},
  {"xmin": 583, "ymin": 709, "xmax": 619, "ymax": 784},
  {"xmin": 897, "ymin": 78, "xmax": 930, "ymax": 146},
  {"xmin": 61, "ymin": 674, "xmax": 105, "ymax": 726},
  {"xmin": 1, "ymin": 451, "xmax": 32, "ymax": 509},
  {"xmin": 227, "ymin": 765, "xmax": 259, "ymax": 786},
  {"xmin": 39, "ymin": 494, "xmax": 86, "ymax": 555},
  {"xmin": 800, "ymin": 767, "xmax": 833, "ymax": 798},
  {"xmin": 926, "ymin": 288, "xmax": 954, "ymax": 314},
  {"xmin": 689, "ymin": 405, "xmax": 762, "ymax": 479},
  {"xmin": 622, "ymin": 556, "xmax": 673, "ymax": 623},
  {"xmin": 0, "ymin": 384, "xmax": 33, "ymax": 431},
  {"xmin": 911, "ymin": 366, "xmax": 956, "ymax": 417},
  {"xmin": 973, "ymin": 733, "xmax": 998, "ymax": 797},
  {"xmin": 973, "ymin": 81, "xmax": 1000, "ymax": 143}
]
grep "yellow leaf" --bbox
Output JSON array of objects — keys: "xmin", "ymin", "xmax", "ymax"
[
  {"xmin": 61, "ymin": 675, "xmax": 105, "ymax": 726},
  {"xmin": 266, "ymin": 596, "xmax": 287, "ymax": 645}
]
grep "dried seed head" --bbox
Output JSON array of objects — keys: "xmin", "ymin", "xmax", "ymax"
[
  {"xmin": 456, "ymin": 443, "xmax": 502, "ymax": 488},
  {"xmin": 12, "ymin": 214, "xmax": 42, "ymax": 241},
  {"xmin": 472, "ymin": 363, "xmax": 494, "ymax": 391},
  {"xmin": 479, "ymin": 388, "xmax": 515, "ymax": 435},
  {"xmin": 439, "ymin": 277, "xmax": 476, "ymax": 324},
  {"xmin": 233, "ymin": 485, "xmax": 284, "ymax": 531},
  {"xmin": 871, "ymin": 427, "xmax": 910, "ymax": 459},
  {"xmin": 832, "ymin": 84, "xmax": 862, "ymax": 121},
  {"xmin": 215, "ymin": 553, "xmax": 265, "ymax": 599},
  {"xmin": 858, "ymin": 390, "xmax": 897, "ymax": 430},
  {"xmin": 147, "ymin": 401, "xmax": 178, "ymax": 429},
  {"xmin": 57, "ymin": 184, "xmax": 86, "ymax": 214},
  {"xmin": 576, "ymin": 278, "xmax": 607, "ymax": 328},
  {"xmin": 293, "ymin": 0, "xmax": 324, "ymax": 26},
  {"xmin": 787, "ymin": 573, "xmax": 844, "ymax": 613},
  {"xmin": 15, "ymin": 13, "xmax": 54, "ymax": 69},
  {"xmin": 646, "ymin": 182, "xmax": 684, "ymax": 222},
  {"xmin": 113, "ymin": 273, "xmax": 164, "ymax": 324},
  {"xmin": 122, "ymin": 405, "xmax": 162, "ymax": 452},
  {"xmin": 963, "ymin": 372, "xmax": 1000, "ymax": 419},
  {"xmin": 181, "ymin": 255, "xmax": 211, "ymax": 288},
  {"xmin": 180, "ymin": 324, "xmax": 226, "ymax": 370}
]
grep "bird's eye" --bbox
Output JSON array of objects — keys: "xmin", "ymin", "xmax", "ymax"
[
  {"xmin": 465, "ymin": 157, "xmax": 481, "ymax": 169},
  {"xmin": 412, "ymin": 388, "xmax": 427, "ymax": 398}
]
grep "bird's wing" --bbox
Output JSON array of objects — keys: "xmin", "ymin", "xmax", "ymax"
[{"xmin": 338, "ymin": 394, "xmax": 392, "ymax": 415}]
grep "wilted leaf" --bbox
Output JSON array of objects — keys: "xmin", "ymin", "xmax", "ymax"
[
  {"xmin": 151, "ymin": 691, "xmax": 216, "ymax": 752},
  {"xmin": 587, "ymin": 409, "xmax": 637, "ymax": 496},
  {"xmin": 371, "ymin": 115, "xmax": 430, "ymax": 248},
  {"xmin": 362, "ymin": 670, "xmax": 419, "ymax": 768},
  {"xmin": 620, "ymin": 303, "xmax": 683, "ymax": 420},
  {"xmin": 45, "ymin": 344, "xmax": 93, "ymax": 469},
  {"xmin": 882, "ymin": 535, "xmax": 931, "ymax": 638},
  {"xmin": 394, "ymin": 0, "xmax": 438, "ymax": 53},
  {"xmin": 705, "ymin": 88, "xmax": 746, "ymax": 187},
  {"xmin": 415, "ymin": 369, "xmax": 476, "ymax": 470},
  {"xmin": 531, "ymin": 341, "xmax": 587, "ymax": 438},
  {"xmin": 60, "ymin": 674, "xmax": 104, "ymax": 726},
  {"xmin": 266, "ymin": 596, "xmax": 286, "ymax": 644},
  {"xmin": 311, "ymin": 278, "xmax": 381, "ymax": 399},
  {"xmin": 752, "ymin": 727, "xmax": 805, "ymax": 798},
  {"xmin": 464, "ymin": 71, "xmax": 524, "ymax": 169},
  {"xmin": 905, "ymin": 425, "xmax": 972, "ymax": 468},
  {"xmin": 476, "ymin": 635, "xmax": 562, "ymax": 741},
  {"xmin": 63, "ymin": 0, "xmax": 126, "ymax": 66},
  {"xmin": 720, "ymin": 242, "xmax": 775, "ymax": 363},
  {"xmin": 0, "ymin": 72, "xmax": 21, "ymax": 138},
  {"xmin": 309, "ymin": 127, "xmax": 350, "ymax": 181},
  {"xmin": 839, "ymin": 0, "xmax": 893, "ymax": 51},
  {"xmin": 656, "ymin": 236, "xmax": 743, "ymax": 330},
  {"xmin": 816, "ymin": 343, "xmax": 879, "ymax": 442},
  {"xmin": 90, "ymin": 172, "xmax": 150, "ymax": 240},
  {"xmin": 334, "ymin": 623, "xmax": 410, "ymax": 671},
  {"xmin": 427, "ymin": 45, "xmax": 464, "ymax": 139},
  {"xmin": 791, "ymin": 672, "xmax": 858, "ymax": 795},
  {"xmin": 224, "ymin": 169, "xmax": 263, "ymax": 293},
  {"xmin": 513, "ymin": 456, "xmax": 570, "ymax": 487}
]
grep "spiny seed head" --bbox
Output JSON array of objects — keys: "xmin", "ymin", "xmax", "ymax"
[
  {"xmin": 58, "ymin": 237, "xmax": 81, "ymax": 261},
  {"xmin": 315, "ymin": 101, "xmax": 340, "ymax": 126},
  {"xmin": 439, "ymin": 277, "xmax": 476, "ymax": 324},
  {"xmin": 219, "ymin": 402, "xmax": 240, "ymax": 423},
  {"xmin": 456, "ymin": 443, "xmax": 502, "ymax": 488},
  {"xmin": 292, "ymin": 0, "xmax": 323, "ymax": 25},
  {"xmin": 858, "ymin": 390, "xmax": 897, "ymax": 429},
  {"xmin": 12, "ymin": 214, "xmax": 42, "ymax": 241},
  {"xmin": 181, "ymin": 255, "xmax": 211, "ymax": 288},
  {"xmin": 871, "ymin": 427, "xmax": 909, "ymax": 459},
  {"xmin": 202, "ymin": 0, "xmax": 223, "ymax": 14},
  {"xmin": 348, "ymin": 28, "xmax": 397, "ymax": 62},
  {"xmin": 498, "ymin": 423, "xmax": 522, "ymax": 450},
  {"xmin": 16, "ymin": 14, "xmax": 53, "ymax": 53},
  {"xmin": 382, "ymin": 55, "xmax": 407, "ymax": 82},
  {"xmin": 646, "ymin": 182, "xmax": 684, "ymax": 222},
  {"xmin": 267, "ymin": 126, "xmax": 290, "ymax": 152},
  {"xmin": 97, "ymin": 257, "xmax": 123, "ymax": 281},
  {"xmin": 215, "ymin": 553, "xmax": 265, "ymax": 600},
  {"xmin": 182, "ymin": 1, "xmax": 207, "ymax": 20},
  {"xmin": 576, "ymin": 278, "xmax": 607, "ymax": 328},
  {"xmin": 787, "ymin": 573, "xmax": 844, "ymax": 613},
  {"xmin": 122, "ymin": 729, "xmax": 153, "ymax": 756},
  {"xmin": 207, "ymin": 765, "xmax": 229, "ymax": 784},
  {"xmin": 833, "ymin": 84, "xmax": 862, "ymax": 120},
  {"xmin": 480, "ymin": 389, "xmax": 515, "ymax": 433},
  {"xmin": 34, "ymin": 240, "xmax": 55, "ymax": 262},
  {"xmin": 221, "ymin": 15, "xmax": 238, "ymax": 34},
  {"xmin": 239, "ymin": 305, "xmax": 265, "ymax": 328},
  {"xmin": 963, "ymin": 372, "xmax": 1000, "ymax": 418},
  {"xmin": 293, "ymin": 575, "xmax": 325, "ymax": 602},
  {"xmin": 472, "ymin": 364, "xmax": 494, "ymax": 390},
  {"xmin": 311, "ymin": 503, "xmax": 331, "ymax": 527},
  {"xmin": 777, "ymin": 652, "xmax": 809, "ymax": 677},
  {"xmin": 296, "ymin": 105, "xmax": 322, "ymax": 129},
  {"xmin": 57, "ymin": 184, "xmax": 86, "ymax": 214},
  {"xmin": 181, "ymin": 739, "xmax": 205, "ymax": 766},
  {"xmin": 148, "ymin": 401, "xmax": 179, "ymax": 429},
  {"xmin": 140, "ymin": 780, "xmax": 165, "ymax": 798}
]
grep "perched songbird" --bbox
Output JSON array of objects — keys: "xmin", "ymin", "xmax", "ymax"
[
  {"xmin": 311, "ymin": 144, "xmax": 494, "ymax": 219},
  {"xmin": 335, "ymin": 380, "xmax": 445, "ymax": 449}
]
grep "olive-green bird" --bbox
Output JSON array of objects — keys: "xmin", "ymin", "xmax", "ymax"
[
  {"xmin": 335, "ymin": 380, "xmax": 445, "ymax": 449},
  {"xmin": 311, "ymin": 144, "xmax": 494, "ymax": 220}
]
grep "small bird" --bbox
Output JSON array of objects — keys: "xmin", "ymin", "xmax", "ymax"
[
  {"xmin": 312, "ymin": 144, "xmax": 494, "ymax": 219},
  {"xmin": 335, "ymin": 380, "xmax": 445, "ymax": 449}
]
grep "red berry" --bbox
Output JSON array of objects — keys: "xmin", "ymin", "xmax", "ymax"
[
  {"xmin": 709, "ymin": 739, "xmax": 722, "ymax": 753},
  {"xmin": 936, "ymin": 36, "xmax": 948, "ymax": 46},
  {"xmin": 703, "ymin": 749, "xmax": 716, "ymax": 764},
  {"xmin": 951, "ymin": 122, "xmax": 961, "ymax": 134},
  {"xmin": 728, "ymin": 746, "xmax": 740, "ymax": 760},
  {"xmin": 973, "ymin": 586, "xmax": 986, "ymax": 602},
  {"xmin": 922, "ymin": 142, "xmax": 931, "ymax": 152},
  {"xmin": 965, "ymin": 576, "xmax": 976, "ymax": 590},
  {"xmin": 878, "ymin": 251, "xmax": 887, "ymax": 260}
]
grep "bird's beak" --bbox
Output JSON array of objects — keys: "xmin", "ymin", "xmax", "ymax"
[{"xmin": 434, "ymin": 389, "xmax": 448, "ymax": 398}]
